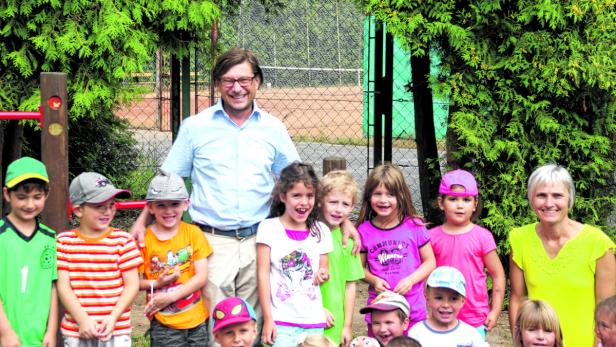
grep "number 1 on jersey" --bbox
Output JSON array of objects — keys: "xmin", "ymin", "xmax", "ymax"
[{"xmin": 20, "ymin": 266, "xmax": 28, "ymax": 293}]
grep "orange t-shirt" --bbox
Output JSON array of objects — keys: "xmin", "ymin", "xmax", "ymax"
[{"xmin": 139, "ymin": 221, "xmax": 213, "ymax": 329}]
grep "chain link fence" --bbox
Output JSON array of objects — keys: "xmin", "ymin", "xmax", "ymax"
[{"xmin": 116, "ymin": 0, "xmax": 449, "ymax": 214}]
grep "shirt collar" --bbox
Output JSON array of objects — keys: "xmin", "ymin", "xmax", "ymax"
[{"xmin": 213, "ymin": 99, "xmax": 262, "ymax": 122}]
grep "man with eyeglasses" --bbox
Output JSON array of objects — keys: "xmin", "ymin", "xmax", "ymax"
[{"xmin": 132, "ymin": 48, "xmax": 299, "ymax": 346}]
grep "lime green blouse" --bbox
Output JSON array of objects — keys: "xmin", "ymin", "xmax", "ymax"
[{"xmin": 510, "ymin": 223, "xmax": 614, "ymax": 347}]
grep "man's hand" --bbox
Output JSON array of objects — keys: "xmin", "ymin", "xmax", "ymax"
[{"xmin": 129, "ymin": 207, "xmax": 151, "ymax": 248}]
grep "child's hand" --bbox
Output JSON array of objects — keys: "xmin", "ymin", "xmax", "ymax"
[
  {"xmin": 324, "ymin": 308, "xmax": 334, "ymax": 328},
  {"xmin": 78, "ymin": 317, "xmax": 100, "ymax": 339},
  {"xmin": 341, "ymin": 326, "xmax": 353, "ymax": 347},
  {"xmin": 372, "ymin": 277, "xmax": 391, "ymax": 293},
  {"xmin": 144, "ymin": 291, "xmax": 175, "ymax": 318},
  {"xmin": 393, "ymin": 276, "xmax": 414, "ymax": 295},
  {"xmin": 97, "ymin": 316, "xmax": 118, "ymax": 341},
  {"xmin": 156, "ymin": 265, "xmax": 181, "ymax": 287},
  {"xmin": 314, "ymin": 268, "xmax": 329, "ymax": 285},
  {"xmin": 42, "ymin": 329, "xmax": 56, "ymax": 347},
  {"xmin": 484, "ymin": 310, "xmax": 501, "ymax": 331},
  {"xmin": 261, "ymin": 319, "xmax": 277, "ymax": 345},
  {"xmin": 0, "ymin": 326, "xmax": 21, "ymax": 347}
]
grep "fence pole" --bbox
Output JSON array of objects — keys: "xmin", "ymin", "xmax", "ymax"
[{"xmin": 323, "ymin": 157, "xmax": 346, "ymax": 175}]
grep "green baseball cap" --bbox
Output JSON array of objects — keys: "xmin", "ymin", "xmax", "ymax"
[{"xmin": 5, "ymin": 157, "xmax": 49, "ymax": 188}]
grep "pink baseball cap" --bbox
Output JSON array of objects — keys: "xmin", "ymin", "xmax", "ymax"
[
  {"xmin": 439, "ymin": 169, "xmax": 478, "ymax": 197},
  {"xmin": 212, "ymin": 297, "xmax": 256, "ymax": 333}
]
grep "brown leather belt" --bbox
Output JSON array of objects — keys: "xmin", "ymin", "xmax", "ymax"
[{"xmin": 196, "ymin": 223, "xmax": 258, "ymax": 239}]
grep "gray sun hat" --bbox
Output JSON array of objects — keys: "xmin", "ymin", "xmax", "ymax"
[
  {"xmin": 146, "ymin": 171, "xmax": 188, "ymax": 201},
  {"xmin": 70, "ymin": 172, "xmax": 131, "ymax": 206},
  {"xmin": 359, "ymin": 291, "xmax": 410, "ymax": 317}
]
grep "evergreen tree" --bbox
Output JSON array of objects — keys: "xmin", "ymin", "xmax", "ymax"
[
  {"xmin": 0, "ymin": 0, "xmax": 220, "ymax": 179},
  {"xmin": 363, "ymin": 0, "xmax": 616, "ymax": 246}
]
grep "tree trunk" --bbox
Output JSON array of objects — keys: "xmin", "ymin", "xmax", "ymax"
[
  {"xmin": 2, "ymin": 122, "xmax": 24, "ymax": 214},
  {"xmin": 410, "ymin": 54, "xmax": 442, "ymax": 224}
]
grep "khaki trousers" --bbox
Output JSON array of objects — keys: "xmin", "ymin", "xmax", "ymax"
[{"xmin": 203, "ymin": 233, "xmax": 260, "ymax": 347}]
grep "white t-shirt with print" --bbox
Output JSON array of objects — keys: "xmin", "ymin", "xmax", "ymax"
[{"xmin": 256, "ymin": 217, "xmax": 332, "ymax": 327}]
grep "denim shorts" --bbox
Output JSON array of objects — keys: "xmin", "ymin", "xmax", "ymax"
[{"xmin": 150, "ymin": 318, "xmax": 208, "ymax": 347}]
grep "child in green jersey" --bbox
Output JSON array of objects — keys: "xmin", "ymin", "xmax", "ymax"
[
  {"xmin": 319, "ymin": 170, "xmax": 364, "ymax": 346},
  {"xmin": 0, "ymin": 157, "xmax": 57, "ymax": 347}
]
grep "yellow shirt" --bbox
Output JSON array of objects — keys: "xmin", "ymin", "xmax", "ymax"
[
  {"xmin": 140, "ymin": 221, "xmax": 213, "ymax": 329},
  {"xmin": 510, "ymin": 223, "xmax": 614, "ymax": 347}
]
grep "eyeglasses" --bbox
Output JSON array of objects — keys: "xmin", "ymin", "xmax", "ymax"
[
  {"xmin": 220, "ymin": 75, "xmax": 255, "ymax": 88},
  {"xmin": 83, "ymin": 201, "xmax": 116, "ymax": 213}
]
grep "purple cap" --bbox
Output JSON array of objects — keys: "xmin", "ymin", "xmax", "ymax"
[
  {"xmin": 212, "ymin": 297, "xmax": 256, "ymax": 333},
  {"xmin": 439, "ymin": 169, "xmax": 478, "ymax": 197}
]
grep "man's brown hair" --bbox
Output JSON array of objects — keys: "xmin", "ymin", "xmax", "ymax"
[{"xmin": 212, "ymin": 48, "xmax": 263, "ymax": 85}]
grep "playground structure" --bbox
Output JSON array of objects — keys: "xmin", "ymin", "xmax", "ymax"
[{"xmin": 1, "ymin": 74, "xmax": 151, "ymax": 228}]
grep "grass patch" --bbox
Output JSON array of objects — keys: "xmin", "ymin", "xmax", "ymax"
[{"xmin": 132, "ymin": 335, "xmax": 149, "ymax": 347}]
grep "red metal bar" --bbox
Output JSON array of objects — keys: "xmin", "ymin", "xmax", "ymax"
[
  {"xmin": 0, "ymin": 105, "xmax": 43, "ymax": 127},
  {"xmin": 115, "ymin": 201, "xmax": 147, "ymax": 210}
]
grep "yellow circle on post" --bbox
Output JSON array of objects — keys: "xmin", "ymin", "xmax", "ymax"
[{"xmin": 48, "ymin": 123, "xmax": 63, "ymax": 136}]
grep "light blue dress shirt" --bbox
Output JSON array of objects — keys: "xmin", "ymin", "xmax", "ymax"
[{"xmin": 161, "ymin": 100, "xmax": 300, "ymax": 229}]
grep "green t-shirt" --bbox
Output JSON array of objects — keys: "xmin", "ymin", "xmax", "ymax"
[
  {"xmin": 510, "ymin": 223, "xmax": 614, "ymax": 347},
  {"xmin": 320, "ymin": 227, "xmax": 365, "ymax": 345},
  {"xmin": 0, "ymin": 217, "xmax": 57, "ymax": 347}
]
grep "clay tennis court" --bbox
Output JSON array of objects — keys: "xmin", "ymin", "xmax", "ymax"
[{"xmin": 116, "ymin": 86, "xmax": 366, "ymax": 142}]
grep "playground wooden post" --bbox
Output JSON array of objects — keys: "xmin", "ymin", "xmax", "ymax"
[
  {"xmin": 40, "ymin": 72, "xmax": 69, "ymax": 234},
  {"xmin": 40, "ymin": 72, "xmax": 68, "ymax": 347}
]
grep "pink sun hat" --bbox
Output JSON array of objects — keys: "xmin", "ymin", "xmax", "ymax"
[{"xmin": 439, "ymin": 169, "xmax": 478, "ymax": 197}]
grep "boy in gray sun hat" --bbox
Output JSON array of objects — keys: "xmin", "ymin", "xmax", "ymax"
[
  {"xmin": 58, "ymin": 172, "xmax": 142, "ymax": 345},
  {"xmin": 138, "ymin": 171, "xmax": 213, "ymax": 346}
]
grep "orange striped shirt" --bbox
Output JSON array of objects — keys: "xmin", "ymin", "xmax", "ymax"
[{"xmin": 57, "ymin": 228, "xmax": 143, "ymax": 337}]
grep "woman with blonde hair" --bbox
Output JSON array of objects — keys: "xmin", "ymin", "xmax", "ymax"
[{"xmin": 509, "ymin": 164, "xmax": 615, "ymax": 346}]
